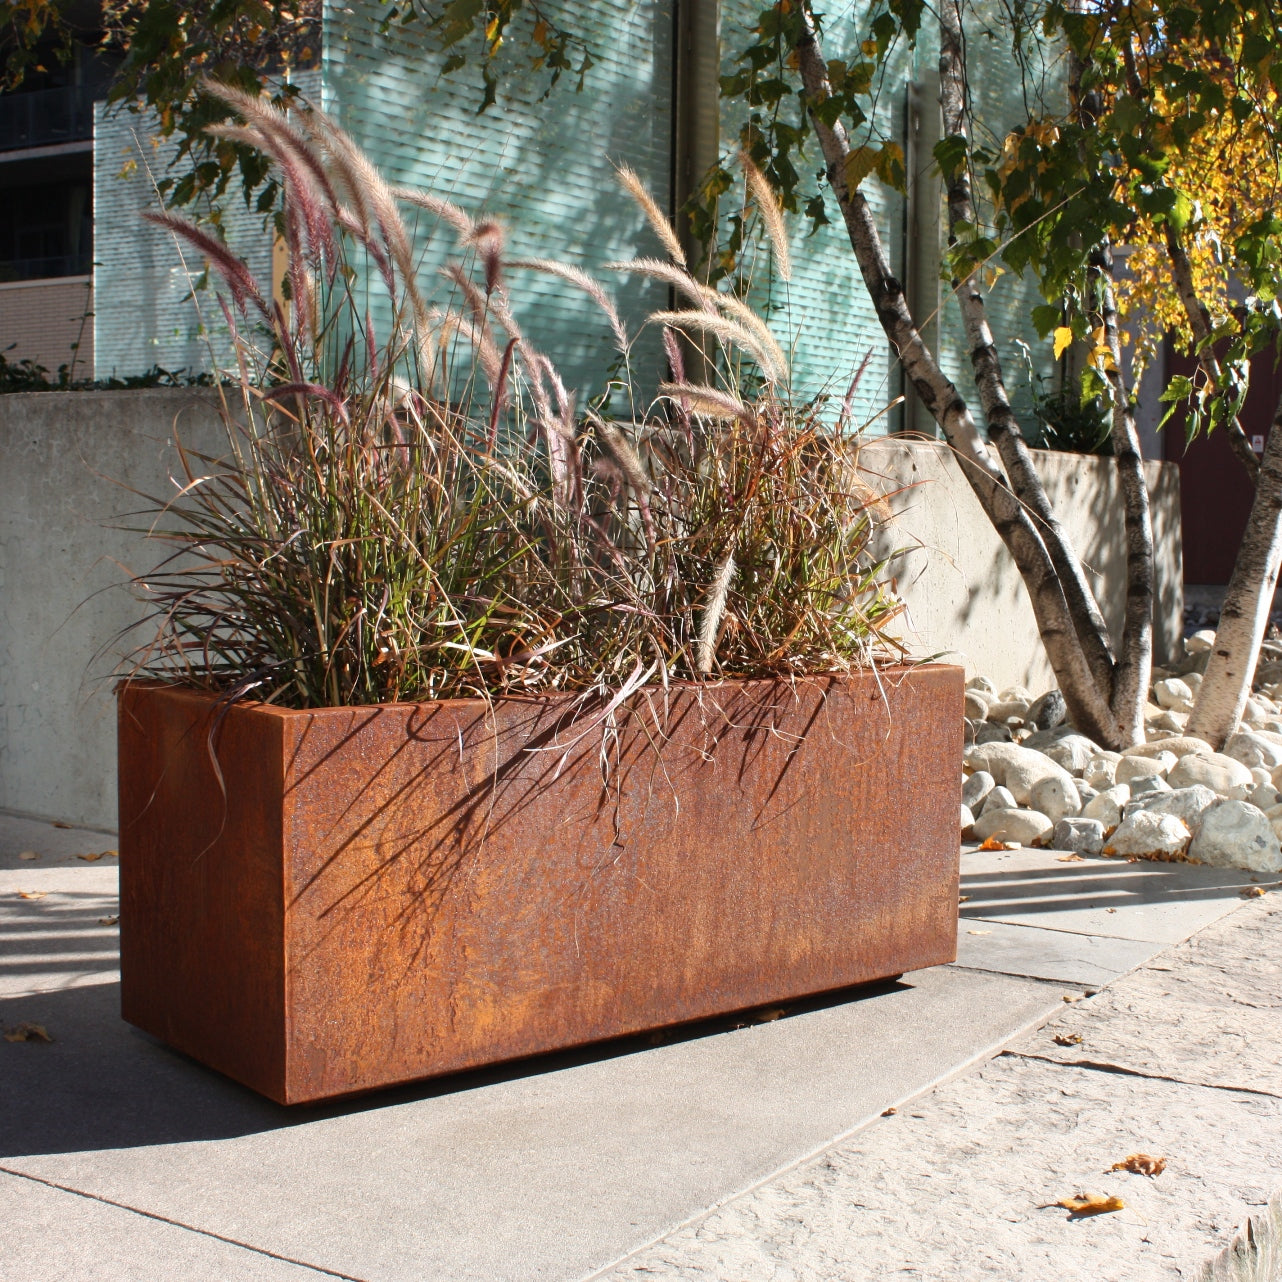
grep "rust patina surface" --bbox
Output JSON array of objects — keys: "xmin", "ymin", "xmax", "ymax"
[{"xmin": 119, "ymin": 667, "xmax": 963, "ymax": 1104}]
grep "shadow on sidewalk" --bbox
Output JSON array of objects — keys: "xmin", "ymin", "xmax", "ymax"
[
  {"xmin": 960, "ymin": 849, "xmax": 1260, "ymax": 922},
  {"xmin": 0, "ymin": 972, "xmax": 910, "ymax": 1160}
]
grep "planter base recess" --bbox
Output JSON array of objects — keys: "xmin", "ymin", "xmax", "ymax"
[{"xmin": 118, "ymin": 666, "xmax": 963, "ymax": 1104}]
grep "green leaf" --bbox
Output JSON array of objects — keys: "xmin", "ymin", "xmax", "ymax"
[
  {"xmin": 1167, "ymin": 189, "xmax": 1194, "ymax": 232},
  {"xmin": 1080, "ymin": 365, "xmax": 1106, "ymax": 403},
  {"xmin": 875, "ymin": 143, "xmax": 906, "ymax": 191},
  {"xmin": 1159, "ymin": 374, "xmax": 1194, "ymax": 403},
  {"xmin": 1031, "ymin": 304, "xmax": 1062, "ymax": 339},
  {"xmin": 933, "ymin": 134, "xmax": 969, "ymax": 179}
]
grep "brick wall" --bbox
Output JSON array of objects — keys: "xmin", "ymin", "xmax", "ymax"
[{"xmin": 0, "ymin": 276, "xmax": 93, "ymax": 375}]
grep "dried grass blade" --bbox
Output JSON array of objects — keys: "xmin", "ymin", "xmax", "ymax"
[
  {"xmin": 741, "ymin": 152, "xmax": 792, "ymax": 282},
  {"xmin": 616, "ymin": 166, "xmax": 686, "ymax": 268},
  {"xmin": 649, "ymin": 310, "xmax": 787, "ymax": 383},
  {"xmin": 697, "ymin": 552, "xmax": 736, "ymax": 674}
]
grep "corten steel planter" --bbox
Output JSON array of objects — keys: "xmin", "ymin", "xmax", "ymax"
[{"xmin": 118, "ymin": 666, "xmax": 963, "ymax": 1104}]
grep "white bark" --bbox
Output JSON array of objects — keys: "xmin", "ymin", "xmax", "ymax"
[
  {"xmin": 1187, "ymin": 389, "xmax": 1282, "ymax": 748},
  {"xmin": 1089, "ymin": 247, "xmax": 1153, "ymax": 745}
]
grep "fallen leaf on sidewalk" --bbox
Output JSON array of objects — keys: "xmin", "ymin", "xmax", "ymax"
[
  {"xmin": 1241, "ymin": 886, "xmax": 1265, "ymax": 898},
  {"xmin": 16, "ymin": 891, "xmax": 47, "ymax": 901},
  {"xmin": 959, "ymin": 895, "xmax": 971, "ymax": 903},
  {"xmin": 51, "ymin": 821, "xmax": 72, "ymax": 829},
  {"xmin": 4, "ymin": 1023, "xmax": 53, "ymax": 1043},
  {"xmin": 77, "ymin": 850, "xmax": 118, "ymax": 862},
  {"xmin": 1063, "ymin": 994, "xmax": 1083, "ymax": 1003},
  {"xmin": 1110, "ymin": 1154, "xmax": 1166, "ymax": 1176},
  {"xmin": 18, "ymin": 851, "xmax": 39, "ymax": 861},
  {"xmin": 977, "ymin": 837, "xmax": 1012, "ymax": 851},
  {"xmin": 1057, "ymin": 853, "xmax": 1085, "ymax": 862},
  {"xmin": 967, "ymin": 929, "xmax": 992, "ymax": 935},
  {"xmin": 1055, "ymin": 1193, "xmax": 1125, "ymax": 1217},
  {"xmin": 751, "ymin": 1007, "xmax": 787, "ymax": 1023},
  {"xmin": 1054, "ymin": 1033, "xmax": 1083, "ymax": 1046},
  {"xmin": 98, "ymin": 915, "xmax": 119, "ymax": 927}
]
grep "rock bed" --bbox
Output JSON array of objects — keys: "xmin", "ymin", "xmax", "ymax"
[{"xmin": 961, "ymin": 629, "xmax": 1282, "ymax": 873}]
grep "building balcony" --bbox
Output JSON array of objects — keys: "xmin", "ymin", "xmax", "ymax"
[
  {"xmin": 0, "ymin": 85, "xmax": 96, "ymax": 153},
  {"xmin": 0, "ymin": 251, "xmax": 93, "ymax": 284}
]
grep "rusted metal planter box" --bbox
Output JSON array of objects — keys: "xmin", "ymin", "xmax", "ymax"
[{"xmin": 118, "ymin": 667, "xmax": 962, "ymax": 1105}]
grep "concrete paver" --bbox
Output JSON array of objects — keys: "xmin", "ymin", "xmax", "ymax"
[
  {"xmin": 2, "ymin": 811, "xmax": 1278, "ymax": 1281},
  {"xmin": 953, "ymin": 916, "xmax": 1158, "ymax": 985},
  {"xmin": 0, "ymin": 1170, "xmax": 333, "ymax": 1280}
]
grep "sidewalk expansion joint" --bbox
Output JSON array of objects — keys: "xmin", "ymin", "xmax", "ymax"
[
  {"xmin": 1001, "ymin": 1050, "xmax": 1282, "ymax": 1101},
  {"xmin": 0, "ymin": 1164, "xmax": 368, "ymax": 1281}
]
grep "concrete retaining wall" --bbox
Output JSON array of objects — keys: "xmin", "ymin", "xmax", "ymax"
[
  {"xmin": 862, "ymin": 436, "xmax": 1184, "ymax": 693},
  {"xmin": 0, "ymin": 391, "xmax": 1184, "ymax": 829},
  {"xmin": 0, "ymin": 390, "xmax": 224, "ymax": 828}
]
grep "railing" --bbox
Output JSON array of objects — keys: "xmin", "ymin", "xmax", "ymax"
[
  {"xmin": 0, "ymin": 253, "xmax": 93, "ymax": 283},
  {"xmin": 0, "ymin": 86, "xmax": 95, "ymax": 152}
]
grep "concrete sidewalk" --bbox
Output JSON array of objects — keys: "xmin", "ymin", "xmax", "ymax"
[{"xmin": 1, "ymin": 810, "xmax": 1278, "ymax": 1281}]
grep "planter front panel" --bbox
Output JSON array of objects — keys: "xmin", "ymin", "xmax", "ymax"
[{"xmin": 120, "ymin": 668, "xmax": 962, "ymax": 1103}]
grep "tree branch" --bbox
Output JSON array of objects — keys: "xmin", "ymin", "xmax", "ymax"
[{"xmin": 1164, "ymin": 226, "xmax": 1261, "ymax": 481}]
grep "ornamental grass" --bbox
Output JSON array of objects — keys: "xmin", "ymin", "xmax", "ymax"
[{"xmin": 123, "ymin": 85, "xmax": 904, "ymax": 709}]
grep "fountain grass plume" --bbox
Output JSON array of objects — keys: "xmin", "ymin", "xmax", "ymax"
[{"xmin": 122, "ymin": 88, "xmax": 904, "ymax": 708}]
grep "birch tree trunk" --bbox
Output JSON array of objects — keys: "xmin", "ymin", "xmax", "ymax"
[
  {"xmin": 1186, "ymin": 388, "xmax": 1282, "ymax": 748},
  {"xmin": 792, "ymin": 0, "xmax": 1150, "ymax": 748},
  {"xmin": 1088, "ymin": 247, "xmax": 1153, "ymax": 746},
  {"xmin": 937, "ymin": 3, "xmax": 1118, "ymax": 704}
]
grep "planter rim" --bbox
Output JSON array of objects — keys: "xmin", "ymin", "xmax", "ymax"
[{"xmin": 116, "ymin": 661, "xmax": 956, "ymax": 719}]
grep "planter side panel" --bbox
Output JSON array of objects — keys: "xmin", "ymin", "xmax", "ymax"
[
  {"xmin": 118, "ymin": 684, "xmax": 288, "ymax": 1099},
  {"xmin": 279, "ymin": 668, "xmax": 962, "ymax": 1101}
]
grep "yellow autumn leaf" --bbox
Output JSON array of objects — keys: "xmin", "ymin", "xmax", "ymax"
[
  {"xmin": 1053, "ymin": 327, "xmax": 1074, "ymax": 360},
  {"xmin": 977, "ymin": 836, "xmax": 1013, "ymax": 851},
  {"xmin": 1057, "ymin": 1193, "xmax": 1125, "ymax": 1216},
  {"xmin": 844, "ymin": 145, "xmax": 879, "ymax": 193},
  {"xmin": 4, "ymin": 1022, "xmax": 53, "ymax": 1043},
  {"xmin": 1110, "ymin": 1153, "xmax": 1166, "ymax": 1176}
]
